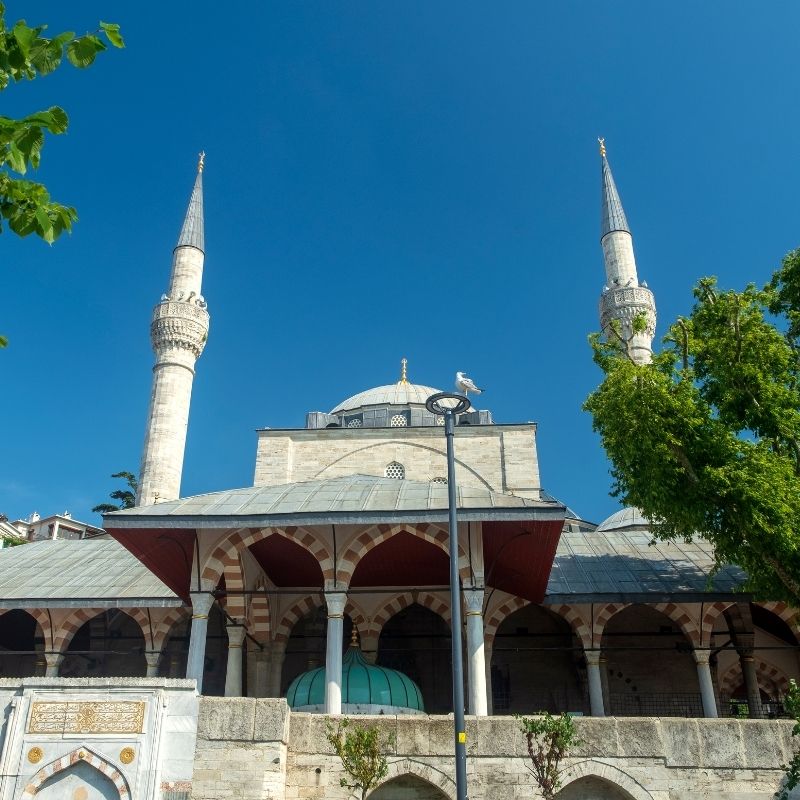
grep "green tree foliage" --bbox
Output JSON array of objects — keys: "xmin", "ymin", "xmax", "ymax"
[
  {"xmin": 517, "ymin": 712, "xmax": 580, "ymax": 800},
  {"xmin": 585, "ymin": 249, "xmax": 800, "ymax": 605},
  {"xmin": 325, "ymin": 717, "xmax": 395, "ymax": 800},
  {"xmin": 777, "ymin": 679, "xmax": 800, "ymax": 799},
  {"xmin": 0, "ymin": 5, "xmax": 123, "ymax": 243},
  {"xmin": 93, "ymin": 471, "xmax": 137, "ymax": 514}
]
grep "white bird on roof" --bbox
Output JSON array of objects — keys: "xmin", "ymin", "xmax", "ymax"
[{"xmin": 455, "ymin": 371, "xmax": 483, "ymax": 396}]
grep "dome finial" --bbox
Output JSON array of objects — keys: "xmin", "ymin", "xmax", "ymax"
[
  {"xmin": 198, "ymin": 150, "xmax": 206, "ymax": 173},
  {"xmin": 350, "ymin": 627, "xmax": 360, "ymax": 647},
  {"xmin": 399, "ymin": 357, "xmax": 409, "ymax": 385},
  {"xmin": 598, "ymin": 137, "xmax": 606, "ymax": 158}
]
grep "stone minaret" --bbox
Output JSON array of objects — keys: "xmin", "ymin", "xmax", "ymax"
[
  {"xmin": 598, "ymin": 139, "xmax": 656, "ymax": 364},
  {"xmin": 136, "ymin": 154, "xmax": 210, "ymax": 506}
]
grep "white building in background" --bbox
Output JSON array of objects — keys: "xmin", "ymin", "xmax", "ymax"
[{"xmin": 2, "ymin": 511, "xmax": 103, "ymax": 543}]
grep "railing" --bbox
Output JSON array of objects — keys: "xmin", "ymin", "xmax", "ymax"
[
  {"xmin": 720, "ymin": 697, "xmax": 790, "ymax": 719},
  {"xmin": 608, "ymin": 693, "xmax": 704, "ymax": 718}
]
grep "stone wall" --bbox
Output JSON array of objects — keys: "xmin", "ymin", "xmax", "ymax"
[{"xmin": 193, "ymin": 698, "xmax": 800, "ymax": 800}]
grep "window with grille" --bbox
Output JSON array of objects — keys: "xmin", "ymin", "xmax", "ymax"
[
  {"xmin": 431, "ymin": 476, "xmax": 448, "ymax": 484},
  {"xmin": 347, "ymin": 418, "xmax": 362, "ymax": 427},
  {"xmin": 385, "ymin": 461, "xmax": 405, "ymax": 480},
  {"xmin": 390, "ymin": 414, "xmax": 408, "ymax": 427}
]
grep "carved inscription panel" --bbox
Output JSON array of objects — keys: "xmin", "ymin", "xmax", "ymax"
[{"xmin": 28, "ymin": 701, "xmax": 146, "ymax": 734}]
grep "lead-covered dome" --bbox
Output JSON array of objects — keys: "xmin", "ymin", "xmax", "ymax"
[
  {"xmin": 331, "ymin": 382, "xmax": 442, "ymax": 413},
  {"xmin": 596, "ymin": 506, "xmax": 650, "ymax": 532},
  {"xmin": 286, "ymin": 638, "xmax": 425, "ymax": 715}
]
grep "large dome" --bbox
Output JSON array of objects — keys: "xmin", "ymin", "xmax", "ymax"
[
  {"xmin": 331, "ymin": 382, "xmax": 442, "ymax": 413},
  {"xmin": 596, "ymin": 506, "xmax": 650, "ymax": 532},
  {"xmin": 286, "ymin": 639, "xmax": 425, "ymax": 714}
]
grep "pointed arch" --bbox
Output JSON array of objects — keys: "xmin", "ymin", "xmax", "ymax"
[
  {"xmin": 719, "ymin": 658, "xmax": 791, "ymax": 697},
  {"xmin": 337, "ymin": 523, "xmax": 468, "ymax": 587},
  {"xmin": 592, "ymin": 603, "xmax": 629, "ymax": 646},
  {"xmin": 248, "ymin": 581, "xmax": 271, "ymax": 645},
  {"xmin": 374, "ymin": 757, "xmax": 456, "ymax": 800},
  {"xmin": 52, "ymin": 608, "xmax": 147, "ymax": 653},
  {"xmin": 201, "ymin": 526, "xmax": 334, "ymax": 586},
  {"xmin": 345, "ymin": 597, "xmax": 368, "ymax": 636},
  {"xmin": 20, "ymin": 745, "xmax": 131, "ymax": 799},
  {"xmin": 548, "ymin": 604, "xmax": 593, "ymax": 650},
  {"xmin": 755, "ymin": 601, "xmax": 800, "ymax": 635},
  {"xmin": 651, "ymin": 602, "xmax": 701, "ymax": 646},
  {"xmin": 151, "ymin": 607, "xmax": 191, "ymax": 651},
  {"xmin": 558, "ymin": 760, "xmax": 654, "ymax": 800},
  {"xmin": 701, "ymin": 601, "xmax": 735, "ymax": 646},
  {"xmin": 484, "ymin": 595, "xmax": 528, "ymax": 646},
  {"xmin": 368, "ymin": 591, "xmax": 450, "ymax": 639},
  {"xmin": 274, "ymin": 594, "xmax": 323, "ymax": 642}
]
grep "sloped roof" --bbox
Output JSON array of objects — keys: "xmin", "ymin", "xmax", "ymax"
[
  {"xmin": 0, "ymin": 538, "xmax": 181, "ymax": 607},
  {"xmin": 545, "ymin": 528, "xmax": 746, "ymax": 602},
  {"xmin": 105, "ymin": 475, "xmax": 563, "ymax": 527}
]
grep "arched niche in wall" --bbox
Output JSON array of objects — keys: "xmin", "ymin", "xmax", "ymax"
[{"xmin": 371, "ymin": 774, "xmax": 451, "ymax": 800}]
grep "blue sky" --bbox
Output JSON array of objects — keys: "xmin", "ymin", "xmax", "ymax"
[{"xmin": 2, "ymin": 2, "xmax": 800, "ymax": 526}]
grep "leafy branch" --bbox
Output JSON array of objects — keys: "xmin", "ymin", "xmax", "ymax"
[
  {"xmin": 517, "ymin": 712, "xmax": 580, "ymax": 800},
  {"xmin": 92, "ymin": 471, "xmax": 137, "ymax": 514},
  {"xmin": 325, "ymin": 717, "xmax": 395, "ymax": 800}
]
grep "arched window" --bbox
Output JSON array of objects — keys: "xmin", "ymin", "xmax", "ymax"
[
  {"xmin": 385, "ymin": 462, "xmax": 405, "ymax": 480},
  {"xmin": 390, "ymin": 414, "xmax": 408, "ymax": 427}
]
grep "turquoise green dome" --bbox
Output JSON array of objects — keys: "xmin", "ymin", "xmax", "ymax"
[{"xmin": 286, "ymin": 642, "xmax": 425, "ymax": 714}]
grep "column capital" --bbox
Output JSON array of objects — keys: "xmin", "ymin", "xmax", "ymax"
[
  {"xmin": 190, "ymin": 591, "xmax": 215, "ymax": 618},
  {"xmin": 692, "ymin": 648, "xmax": 711, "ymax": 666},
  {"xmin": 325, "ymin": 591, "xmax": 347, "ymax": 617},
  {"xmin": 463, "ymin": 588, "xmax": 485, "ymax": 615},
  {"xmin": 144, "ymin": 650, "xmax": 163, "ymax": 668},
  {"xmin": 44, "ymin": 652, "xmax": 64, "ymax": 667},
  {"xmin": 226, "ymin": 625, "xmax": 247, "ymax": 648},
  {"xmin": 584, "ymin": 649, "xmax": 602, "ymax": 667}
]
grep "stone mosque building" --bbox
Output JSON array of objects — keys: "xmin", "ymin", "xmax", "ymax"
[{"xmin": 1, "ymin": 149, "xmax": 799, "ymax": 800}]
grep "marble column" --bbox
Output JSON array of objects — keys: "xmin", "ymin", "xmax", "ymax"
[
  {"xmin": 324, "ymin": 591, "xmax": 347, "ymax": 714},
  {"xmin": 464, "ymin": 588, "xmax": 488, "ymax": 716},
  {"xmin": 224, "ymin": 625, "xmax": 247, "ymax": 697},
  {"xmin": 585, "ymin": 650, "xmax": 605, "ymax": 717},
  {"xmin": 268, "ymin": 640, "xmax": 287, "ymax": 697},
  {"xmin": 144, "ymin": 650, "xmax": 162, "ymax": 678},
  {"xmin": 740, "ymin": 651, "xmax": 764, "ymax": 719},
  {"xmin": 692, "ymin": 649, "xmax": 718, "ymax": 718},
  {"xmin": 599, "ymin": 655, "xmax": 611, "ymax": 714},
  {"xmin": 252, "ymin": 650, "xmax": 270, "ymax": 697},
  {"xmin": 484, "ymin": 645, "xmax": 494, "ymax": 716},
  {"xmin": 44, "ymin": 652, "xmax": 64, "ymax": 678},
  {"xmin": 186, "ymin": 592, "xmax": 215, "ymax": 693}
]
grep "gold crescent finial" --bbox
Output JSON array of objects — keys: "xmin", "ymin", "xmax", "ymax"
[
  {"xmin": 598, "ymin": 137, "xmax": 606, "ymax": 157},
  {"xmin": 350, "ymin": 627, "xmax": 359, "ymax": 647},
  {"xmin": 198, "ymin": 151, "xmax": 206, "ymax": 173},
  {"xmin": 399, "ymin": 357, "xmax": 409, "ymax": 385}
]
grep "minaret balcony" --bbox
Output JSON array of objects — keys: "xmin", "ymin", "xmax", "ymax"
[{"xmin": 150, "ymin": 299, "xmax": 210, "ymax": 358}]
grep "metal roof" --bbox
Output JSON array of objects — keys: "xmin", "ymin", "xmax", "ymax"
[
  {"xmin": 545, "ymin": 528, "xmax": 746, "ymax": 602},
  {"xmin": 331, "ymin": 382, "xmax": 443, "ymax": 413},
  {"xmin": 176, "ymin": 169, "xmax": 204, "ymax": 252},
  {"xmin": 104, "ymin": 475, "xmax": 564, "ymax": 528},
  {"xmin": 596, "ymin": 506, "xmax": 650, "ymax": 532},
  {"xmin": 0, "ymin": 538, "xmax": 181, "ymax": 608},
  {"xmin": 601, "ymin": 155, "xmax": 630, "ymax": 240}
]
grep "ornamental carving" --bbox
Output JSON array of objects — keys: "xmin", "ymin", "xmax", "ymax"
[
  {"xmin": 150, "ymin": 301, "xmax": 210, "ymax": 358},
  {"xmin": 599, "ymin": 286, "xmax": 657, "ymax": 337},
  {"xmin": 28, "ymin": 701, "xmax": 146, "ymax": 734},
  {"xmin": 119, "ymin": 747, "xmax": 135, "ymax": 764},
  {"xmin": 27, "ymin": 747, "xmax": 43, "ymax": 764}
]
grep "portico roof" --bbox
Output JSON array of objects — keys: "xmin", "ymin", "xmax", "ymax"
[{"xmin": 104, "ymin": 474, "xmax": 565, "ymax": 528}]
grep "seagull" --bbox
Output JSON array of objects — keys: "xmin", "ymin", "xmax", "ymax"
[{"xmin": 456, "ymin": 372, "xmax": 483, "ymax": 396}]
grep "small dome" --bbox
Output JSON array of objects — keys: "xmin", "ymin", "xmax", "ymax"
[
  {"xmin": 596, "ymin": 506, "xmax": 650, "ymax": 532},
  {"xmin": 331, "ymin": 382, "xmax": 442, "ymax": 414},
  {"xmin": 286, "ymin": 640, "xmax": 425, "ymax": 714}
]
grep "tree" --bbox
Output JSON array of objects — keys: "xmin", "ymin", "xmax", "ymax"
[
  {"xmin": 517, "ymin": 712, "xmax": 580, "ymax": 800},
  {"xmin": 93, "ymin": 471, "xmax": 137, "ymax": 514},
  {"xmin": 584, "ymin": 248, "xmax": 800, "ymax": 605},
  {"xmin": 778, "ymin": 678, "xmax": 800, "ymax": 800},
  {"xmin": 0, "ymin": 5, "xmax": 123, "ymax": 347},
  {"xmin": 325, "ymin": 717, "xmax": 395, "ymax": 800}
]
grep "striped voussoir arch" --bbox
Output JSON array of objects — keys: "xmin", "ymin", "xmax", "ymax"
[
  {"xmin": 150, "ymin": 607, "xmax": 190, "ymax": 651},
  {"xmin": 591, "ymin": 603, "xmax": 630, "ymax": 646},
  {"xmin": 51, "ymin": 608, "xmax": 146, "ymax": 654},
  {"xmin": 222, "ymin": 553, "xmax": 247, "ymax": 622},
  {"xmin": 484, "ymin": 596, "xmax": 529, "ymax": 647},
  {"xmin": 201, "ymin": 527, "xmax": 335, "ymax": 586},
  {"xmin": 274, "ymin": 594, "xmax": 323, "ymax": 642},
  {"xmin": 122, "ymin": 608, "xmax": 156, "ymax": 649},
  {"xmin": 21, "ymin": 746, "xmax": 131, "ymax": 799},
  {"xmin": 652, "ymin": 602, "xmax": 701, "ymax": 646},
  {"xmin": 366, "ymin": 591, "xmax": 451, "ymax": 640},
  {"xmin": 548, "ymin": 604, "xmax": 593, "ymax": 650},
  {"xmin": 700, "ymin": 601, "xmax": 735, "ymax": 646},
  {"xmin": 336, "ymin": 523, "xmax": 469, "ymax": 586},
  {"xmin": 345, "ymin": 597, "xmax": 368, "ymax": 636},
  {"xmin": 719, "ymin": 659, "xmax": 791, "ymax": 697},
  {"xmin": 25, "ymin": 608, "xmax": 54, "ymax": 650},
  {"xmin": 755, "ymin": 601, "xmax": 800, "ymax": 636}
]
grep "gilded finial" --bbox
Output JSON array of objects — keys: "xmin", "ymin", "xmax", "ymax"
[
  {"xmin": 198, "ymin": 151, "xmax": 206, "ymax": 173},
  {"xmin": 351, "ymin": 628, "xmax": 359, "ymax": 647},
  {"xmin": 399, "ymin": 357, "xmax": 409, "ymax": 385},
  {"xmin": 598, "ymin": 137, "xmax": 606, "ymax": 158}
]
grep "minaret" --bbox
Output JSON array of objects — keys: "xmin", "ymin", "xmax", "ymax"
[
  {"xmin": 136, "ymin": 154, "xmax": 210, "ymax": 506},
  {"xmin": 597, "ymin": 139, "xmax": 656, "ymax": 364}
]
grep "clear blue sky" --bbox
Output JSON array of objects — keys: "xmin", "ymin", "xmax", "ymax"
[{"xmin": 3, "ymin": 2, "xmax": 800, "ymax": 526}]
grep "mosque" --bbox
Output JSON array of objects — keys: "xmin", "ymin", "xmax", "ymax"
[{"xmin": 1, "ymin": 147, "xmax": 799, "ymax": 800}]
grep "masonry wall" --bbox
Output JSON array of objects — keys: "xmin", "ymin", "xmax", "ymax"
[
  {"xmin": 192, "ymin": 698, "xmax": 800, "ymax": 800},
  {"xmin": 253, "ymin": 425, "xmax": 541, "ymax": 499}
]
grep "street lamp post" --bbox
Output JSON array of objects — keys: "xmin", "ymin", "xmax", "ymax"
[{"xmin": 426, "ymin": 391, "xmax": 471, "ymax": 800}]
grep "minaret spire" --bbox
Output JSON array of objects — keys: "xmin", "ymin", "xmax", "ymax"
[
  {"xmin": 596, "ymin": 140, "xmax": 656, "ymax": 365},
  {"xmin": 136, "ymin": 154, "xmax": 211, "ymax": 506}
]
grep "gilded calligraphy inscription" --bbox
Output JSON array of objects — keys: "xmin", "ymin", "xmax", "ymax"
[{"xmin": 28, "ymin": 702, "xmax": 145, "ymax": 734}]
